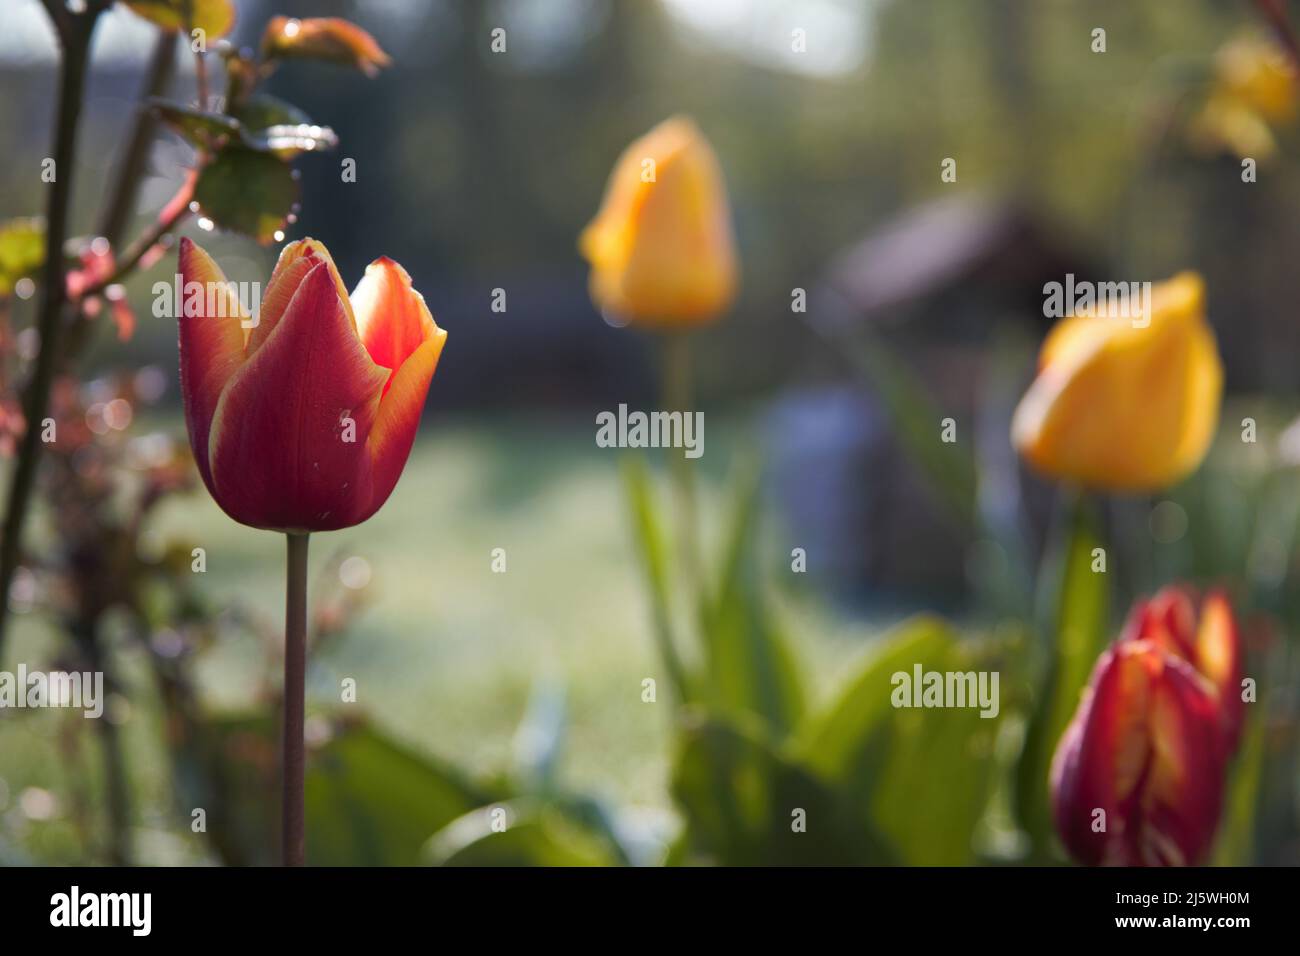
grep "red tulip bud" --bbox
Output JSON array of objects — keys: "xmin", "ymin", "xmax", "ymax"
[{"xmin": 1050, "ymin": 586, "xmax": 1242, "ymax": 866}]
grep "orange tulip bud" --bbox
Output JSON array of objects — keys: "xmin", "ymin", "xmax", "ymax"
[
  {"xmin": 1051, "ymin": 587, "xmax": 1243, "ymax": 866},
  {"xmin": 177, "ymin": 237, "xmax": 445, "ymax": 532},
  {"xmin": 1012, "ymin": 272, "xmax": 1223, "ymax": 492},
  {"xmin": 579, "ymin": 116, "xmax": 738, "ymax": 328}
]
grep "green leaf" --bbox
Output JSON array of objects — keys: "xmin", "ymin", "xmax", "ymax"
[
  {"xmin": 672, "ymin": 711, "xmax": 891, "ymax": 865},
  {"xmin": 795, "ymin": 616, "xmax": 1002, "ymax": 865},
  {"xmin": 798, "ymin": 616, "xmax": 952, "ymax": 777},
  {"xmin": 1212, "ymin": 711, "xmax": 1266, "ymax": 865},
  {"xmin": 0, "ymin": 218, "xmax": 44, "ymax": 297},
  {"xmin": 1014, "ymin": 494, "xmax": 1110, "ymax": 858},
  {"xmin": 241, "ymin": 123, "xmax": 339, "ymax": 159},
  {"xmin": 699, "ymin": 462, "xmax": 806, "ymax": 734},
  {"xmin": 193, "ymin": 148, "xmax": 298, "ymax": 245},
  {"xmin": 306, "ymin": 721, "xmax": 498, "ymax": 866},
  {"xmin": 169, "ymin": 714, "xmax": 278, "ymax": 866},
  {"xmin": 622, "ymin": 456, "xmax": 691, "ymax": 703},
  {"xmin": 124, "ymin": 0, "xmax": 236, "ymax": 38},
  {"xmin": 231, "ymin": 94, "xmax": 314, "ymax": 130},
  {"xmin": 234, "ymin": 94, "xmax": 338, "ymax": 158},
  {"xmin": 511, "ymin": 681, "xmax": 566, "ymax": 792},
  {"xmin": 423, "ymin": 800, "xmax": 619, "ymax": 866},
  {"xmin": 154, "ymin": 98, "xmax": 338, "ymax": 159},
  {"xmin": 150, "ymin": 100, "xmax": 241, "ymax": 149}
]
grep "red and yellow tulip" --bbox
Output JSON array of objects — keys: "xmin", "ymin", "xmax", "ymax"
[
  {"xmin": 1051, "ymin": 587, "xmax": 1242, "ymax": 866},
  {"xmin": 177, "ymin": 236, "xmax": 445, "ymax": 532}
]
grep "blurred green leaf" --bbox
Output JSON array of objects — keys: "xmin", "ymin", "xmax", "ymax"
[
  {"xmin": 1014, "ymin": 494, "xmax": 1109, "ymax": 859},
  {"xmin": 798, "ymin": 616, "xmax": 952, "ymax": 777},
  {"xmin": 306, "ymin": 720, "xmax": 497, "ymax": 866},
  {"xmin": 672, "ymin": 711, "xmax": 891, "ymax": 865},
  {"xmin": 193, "ymin": 148, "xmax": 298, "ymax": 245},
  {"xmin": 231, "ymin": 94, "xmax": 313, "ymax": 130},
  {"xmin": 232, "ymin": 95, "xmax": 337, "ymax": 158},
  {"xmin": 699, "ymin": 462, "xmax": 806, "ymax": 734},
  {"xmin": 153, "ymin": 98, "xmax": 338, "ymax": 159},
  {"xmin": 150, "ymin": 100, "xmax": 241, "ymax": 148},
  {"xmin": 511, "ymin": 681, "xmax": 566, "ymax": 792},
  {"xmin": 172, "ymin": 713, "xmax": 277, "ymax": 866},
  {"xmin": 241, "ymin": 123, "xmax": 339, "ymax": 159},
  {"xmin": 622, "ymin": 456, "xmax": 691, "ymax": 703},
  {"xmin": 124, "ymin": 0, "xmax": 236, "ymax": 38},
  {"xmin": 1213, "ymin": 711, "xmax": 1266, "ymax": 865},
  {"xmin": 423, "ymin": 800, "xmax": 619, "ymax": 866},
  {"xmin": 0, "ymin": 218, "xmax": 44, "ymax": 297},
  {"xmin": 796, "ymin": 616, "xmax": 1001, "ymax": 865}
]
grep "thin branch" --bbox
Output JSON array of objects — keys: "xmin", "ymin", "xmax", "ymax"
[
  {"xmin": 98, "ymin": 30, "xmax": 178, "ymax": 247},
  {"xmin": 0, "ymin": 8, "xmax": 102, "ymax": 654},
  {"xmin": 79, "ymin": 176, "xmax": 195, "ymax": 300},
  {"xmin": 1252, "ymin": 0, "xmax": 1300, "ymax": 75}
]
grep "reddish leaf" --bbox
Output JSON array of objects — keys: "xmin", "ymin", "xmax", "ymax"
[{"xmin": 261, "ymin": 17, "xmax": 392, "ymax": 77}]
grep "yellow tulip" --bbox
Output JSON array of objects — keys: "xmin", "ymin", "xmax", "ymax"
[
  {"xmin": 1216, "ymin": 36, "xmax": 1296, "ymax": 124},
  {"xmin": 1191, "ymin": 37, "xmax": 1296, "ymax": 160},
  {"xmin": 579, "ymin": 116, "xmax": 738, "ymax": 327},
  {"xmin": 1011, "ymin": 272, "xmax": 1222, "ymax": 492}
]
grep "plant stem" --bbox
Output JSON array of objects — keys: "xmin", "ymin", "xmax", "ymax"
[
  {"xmin": 0, "ymin": 9, "xmax": 101, "ymax": 656},
  {"xmin": 98, "ymin": 30, "xmax": 177, "ymax": 247},
  {"xmin": 282, "ymin": 532, "xmax": 309, "ymax": 867},
  {"xmin": 661, "ymin": 332, "xmax": 704, "ymax": 608},
  {"xmin": 1253, "ymin": 0, "xmax": 1300, "ymax": 74},
  {"xmin": 79, "ymin": 177, "xmax": 195, "ymax": 300}
]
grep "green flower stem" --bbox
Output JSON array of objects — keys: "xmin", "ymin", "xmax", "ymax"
[
  {"xmin": 282, "ymin": 532, "xmax": 309, "ymax": 867},
  {"xmin": 661, "ymin": 331, "xmax": 704, "ymax": 611}
]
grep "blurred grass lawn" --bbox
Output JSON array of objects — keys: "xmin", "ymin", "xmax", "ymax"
[{"xmin": 1, "ymin": 411, "xmax": 882, "ymax": 861}]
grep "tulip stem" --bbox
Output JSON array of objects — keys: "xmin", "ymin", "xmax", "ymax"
[
  {"xmin": 661, "ymin": 332, "xmax": 704, "ymax": 609},
  {"xmin": 282, "ymin": 532, "xmax": 309, "ymax": 867}
]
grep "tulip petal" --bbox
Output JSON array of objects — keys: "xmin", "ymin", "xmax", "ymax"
[
  {"xmin": 248, "ymin": 239, "xmax": 357, "ymax": 355},
  {"xmin": 245, "ymin": 245, "xmax": 323, "ymax": 355},
  {"xmin": 1052, "ymin": 641, "xmax": 1225, "ymax": 866},
  {"xmin": 177, "ymin": 237, "xmax": 249, "ymax": 492},
  {"xmin": 207, "ymin": 261, "xmax": 389, "ymax": 531},
  {"xmin": 350, "ymin": 256, "xmax": 440, "ymax": 386},
  {"xmin": 361, "ymin": 331, "xmax": 445, "ymax": 524},
  {"xmin": 1195, "ymin": 590, "xmax": 1243, "ymax": 751}
]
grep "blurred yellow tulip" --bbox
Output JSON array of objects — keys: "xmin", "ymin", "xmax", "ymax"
[
  {"xmin": 1011, "ymin": 272, "xmax": 1223, "ymax": 492},
  {"xmin": 1216, "ymin": 36, "xmax": 1296, "ymax": 123},
  {"xmin": 579, "ymin": 116, "xmax": 738, "ymax": 328},
  {"xmin": 1191, "ymin": 37, "xmax": 1296, "ymax": 161}
]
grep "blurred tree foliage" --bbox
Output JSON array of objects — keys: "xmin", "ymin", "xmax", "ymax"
[{"xmin": 4, "ymin": 0, "xmax": 1290, "ymax": 400}]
